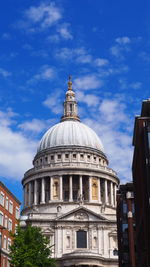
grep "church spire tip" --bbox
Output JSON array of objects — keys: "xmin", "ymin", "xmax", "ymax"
[{"xmin": 68, "ymin": 75, "xmax": 72, "ymax": 90}]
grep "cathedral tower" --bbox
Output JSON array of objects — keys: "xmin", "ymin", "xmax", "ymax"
[{"xmin": 21, "ymin": 77, "xmax": 119, "ymax": 267}]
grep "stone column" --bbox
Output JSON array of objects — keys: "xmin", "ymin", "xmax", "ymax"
[
  {"xmin": 98, "ymin": 178, "xmax": 101, "ymax": 203},
  {"xmin": 60, "ymin": 176, "xmax": 63, "ymax": 201},
  {"xmin": 34, "ymin": 179, "xmax": 37, "ymax": 205},
  {"xmin": 110, "ymin": 182, "xmax": 114, "ymax": 206},
  {"xmin": 50, "ymin": 177, "xmax": 53, "ymax": 201},
  {"xmin": 28, "ymin": 182, "xmax": 32, "ymax": 206},
  {"xmin": 89, "ymin": 176, "xmax": 92, "ymax": 201},
  {"xmin": 69, "ymin": 175, "xmax": 73, "ymax": 201},
  {"xmin": 79, "ymin": 175, "xmax": 83, "ymax": 196},
  {"xmin": 41, "ymin": 178, "xmax": 45, "ymax": 204},
  {"xmin": 24, "ymin": 185, "xmax": 27, "ymax": 207},
  {"xmin": 104, "ymin": 180, "xmax": 108, "ymax": 205},
  {"xmin": 98, "ymin": 228, "xmax": 102, "ymax": 255},
  {"xmin": 114, "ymin": 184, "xmax": 117, "ymax": 207},
  {"xmin": 49, "ymin": 177, "xmax": 51, "ymax": 201}
]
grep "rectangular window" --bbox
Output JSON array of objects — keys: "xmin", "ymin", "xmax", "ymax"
[
  {"xmin": 57, "ymin": 154, "xmax": 61, "ymax": 160},
  {"xmin": 123, "ymin": 202, "xmax": 127, "ymax": 213},
  {"xmin": 0, "ymin": 191, "xmax": 5, "ymax": 206},
  {"xmin": 87, "ymin": 155, "xmax": 90, "ymax": 160},
  {"xmin": 9, "ymin": 200, "xmax": 13, "ymax": 214},
  {"xmin": 0, "ymin": 212, "xmax": 4, "ymax": 226},
  {"xmin": 77, "ymin": 230, "xmax": 87, "ymax": 248},
  {"xmin": 73, "ymin": 154, "xmax": 76, "ymax": 159},
  {"xmin": 65, "ymin": 154, "xmax": 69, "ymax": 159},
  {"xmin": 8, "ymin": 219, "xmax": 12, "ymax": 231},
  {"xmin": 4, "ymin": 216, "xmax": 7, "ymax": 229},
  {"xmin": 80, "ymin": 154, "xmax": 84, "ymax": 160},
  {"xmin": 5, "ymin": 197, "xmax": 9, "ymax": 210},
  {"xmin": 51, "ymin": 155, "xmax": 54, "ymax": 161},
  {"xmin": 15, "ymin": 224, "xmax": 18, "ymax": 234},
  {"xmin": 7, "ymin": 238, "xmax": 11, "ymax": 251},
  {"xmin": 16, "ymin": 207, "xmax": 20, "ymax": 219},
  {"xmin": 3, "ymin": 236, "xmax": 7, "ymax": 249}
]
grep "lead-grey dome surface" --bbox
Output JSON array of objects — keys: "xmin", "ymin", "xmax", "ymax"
[{"xmin": 38, "ymin": 120, "xmax": 104, "ymax": 153}]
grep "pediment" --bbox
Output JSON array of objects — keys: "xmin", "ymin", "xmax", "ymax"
[
  {"xmin": 42, "ymin": 228, "xmax": 54, "ymax": 234},
  {"xmin": 55, "ymin": 206, "xmax": 108, "ymax": 222}
]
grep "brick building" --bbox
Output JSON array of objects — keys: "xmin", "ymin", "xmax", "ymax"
[
  {"xmin": 117, "ymin": 183, "xmax": 136, "ymax": 267},
  {"xmin": 0, "ymin": 181, "xmax": 21, "ymax": 267},
  {"xmin": 132, "ymin": 99, "xmax": 150, "ymax": 267}
]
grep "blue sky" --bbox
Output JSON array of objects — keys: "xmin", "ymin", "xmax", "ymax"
[{"xmin": 0, "ymin": 0, "xmax": 150, "ymax": 204}]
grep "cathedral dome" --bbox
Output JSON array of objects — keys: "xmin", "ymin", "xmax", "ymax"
[{"xmin": 37, "ymin": 120, "xmax": 104, "ymax": 153}]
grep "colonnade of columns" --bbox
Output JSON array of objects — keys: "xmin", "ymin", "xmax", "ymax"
[{"xmin": 24, "ymin": 175, "xmax": 117, "ymax": 208}]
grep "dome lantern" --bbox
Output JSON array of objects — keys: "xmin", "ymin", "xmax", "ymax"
[{"xmin": 61, "ymin": 76, "xmax": 80, "ymax": 122}]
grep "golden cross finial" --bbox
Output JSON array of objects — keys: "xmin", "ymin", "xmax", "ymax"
[{"xmin": 68, "ymin": 75, "xmax": 72, "ymax": 90}]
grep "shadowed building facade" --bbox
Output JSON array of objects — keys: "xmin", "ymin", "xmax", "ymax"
[
  {"xmin": 132, "ymin": 99, "xmax": 150, "ymax": 267},
  {"xmin": 117, "ymin": 183, "xmax": 136, "ymax": 267},
  {"xmin": 21, "ymin": 78, "xmax": 119, "ymax": 267}
]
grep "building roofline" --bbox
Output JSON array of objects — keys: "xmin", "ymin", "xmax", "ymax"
[{"xmin": 0, "ymin": 181, "xmax": 21, "ymax": 205}]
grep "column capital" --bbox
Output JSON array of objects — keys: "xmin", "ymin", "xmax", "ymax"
[{"xmin": 33, "ymin": 179, "xmax": 37, "ymax": 205}]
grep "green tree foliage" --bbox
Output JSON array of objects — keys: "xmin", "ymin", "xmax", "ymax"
[{"xmin": 9, "ymin": 224, "xmax": 56, "ymax": 267}]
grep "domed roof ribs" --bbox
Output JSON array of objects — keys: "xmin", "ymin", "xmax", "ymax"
[{"xmin": 61, "ymin": 76, "xmax": 80, "ymax": 122}]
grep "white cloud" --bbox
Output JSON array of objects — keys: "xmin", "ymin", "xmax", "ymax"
[
  {"xmin": 116, "ymin": 36, "xmax": 131, "ymax": 45},
  {"xmin": 76, "ymin": 54, "xmax": 92, "ymax": 64},
  {"xmin": 110, "ymin": 45, "xmax": 122, "ymax": 58},
  {"xmin": 57, "ymin": 23, "xmax": 73, "ymax": 40},
  {"xmin": 99, "ymin": 99, "xmax": 128, "ymax": 125},
  {"xmin": 130, "ymin": 82, "xmax": 142, "ymax": 89},
  {"xmin": 55, "ymin": 47, "xmax": 110, "ymax": 68},
  {"xmin": 43, "ymin": 92, "xmax": 63, "ymax": 115},
  {"xmin": 55, "ymin": 47, "xmax": 72, "ymax": 59},
  {"xmin": 74, "ymin": 74, "xmax": 103, "ymax": 90},
  {"xmin": 119, "ymin": 79, "xmax": 142, "ymax": 90},
  {"xmin": 0, "ymin": 110, "xmax": 37, "ymax": 180},
  {"xmin": 47, "ymin": 23, "xmax": 73, "ymax": 42},
  {"xmin": 76, "ymin": 91, "xmax": 100, "ymax": 107},
  {"xmin": 28, "ymin": 65, "xmax": 55, "ymax": 83},
  {"xmin": 110, "ymin": 36, "xmax": 131, "ymax": 59},
  {"xmin": 25, "ymin": 2, "xmax": 62, "ymax": 30},
  {"xmin": 18, "ymin": 119, "xmax": 51, "ymax": 133},
  {"xmin": 55, "ymin": 47, "xmax": 93, "ymax": 64},
  {"xmin": 95, "ymin": 58, "xmax": 109, "ymax": 67},
  {"xmin": 0, "ymin": 68, "xmax": 11, "ymax": 78}
]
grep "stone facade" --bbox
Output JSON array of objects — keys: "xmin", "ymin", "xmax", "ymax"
[{"xmin": 21, "ymin": 77, "xmax": 119, "ymax": 267}]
